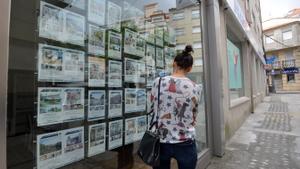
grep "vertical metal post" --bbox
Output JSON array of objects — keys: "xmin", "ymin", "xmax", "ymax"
[
  {"xmin": 0, "ymin": 0, "xmax": 11, "ymax": 168},
  {"xmin": 203, "ymin": 0, "xmax": 225, "ymax": 157}
]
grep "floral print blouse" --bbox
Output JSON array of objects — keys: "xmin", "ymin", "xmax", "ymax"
[{"xmin": 149, "ymin": 76, "xmax": 201, "ymax": 143}]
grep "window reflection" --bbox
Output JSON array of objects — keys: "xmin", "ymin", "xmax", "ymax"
[{"xmin": 7, "ymin": 0, "xmax": 207, "ymax": 169}]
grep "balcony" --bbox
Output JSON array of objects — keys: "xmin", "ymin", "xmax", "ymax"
[{"xmin": 282, "ymin": 59, "xmax": 296, "ymax": 68}]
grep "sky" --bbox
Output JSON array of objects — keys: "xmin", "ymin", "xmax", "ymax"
[{"xmin": 260, "ymin": 0, "xmax": 300, "ymax": 21}]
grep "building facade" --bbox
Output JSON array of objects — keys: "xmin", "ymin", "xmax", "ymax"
[
  {"xmin": 0, "ymin": 0, "xmax": 266, "ymax": 169},
  {"xmin": 263, "ymin": 16, "xmax": 300, "ymax": 92}
]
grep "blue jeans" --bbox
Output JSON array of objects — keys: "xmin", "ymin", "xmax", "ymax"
[{"xmin": 153, "ymin": 140, "xmax": 198, "ymax": 169}]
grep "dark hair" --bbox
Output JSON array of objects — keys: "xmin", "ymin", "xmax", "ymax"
[{"xmin": 174, "ymin": 45, "xmax": 194, "ymax": 70}]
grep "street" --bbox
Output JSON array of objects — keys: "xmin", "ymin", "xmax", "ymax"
[{"xmin": 207, "ymin": 94, "xmax": 300, "ymax": 169}]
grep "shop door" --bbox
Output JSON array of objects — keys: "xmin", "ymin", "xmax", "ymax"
[
  {"xmin": 6, "ymin": 0, "xmax": 209, "ymax": 169},
  {"xmin": 273, "ymin": 75, "xmax": 283, "ymax": 91}
]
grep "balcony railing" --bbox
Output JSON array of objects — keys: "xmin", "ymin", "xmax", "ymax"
[
  {"xmin": 282, "ymin": 59, "xmax": 296, "ymax": 68},
  {"xmin": 269, "ymin": 59, "xmax": 297, "ymax": 70}
]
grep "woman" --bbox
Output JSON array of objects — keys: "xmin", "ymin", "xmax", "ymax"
[{"xmin": 150, "ymin": 45, "xmax": 201, "ymax": 169}]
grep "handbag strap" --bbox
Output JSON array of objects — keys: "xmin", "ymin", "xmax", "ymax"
[{"xmin": 149, "ymin": 77, "xmax": 162, "ymax": 130}]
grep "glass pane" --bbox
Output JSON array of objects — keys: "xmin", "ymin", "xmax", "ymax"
[{"xmin": 7, "ymin": 0, "xmax": 207, "ymax": 169}]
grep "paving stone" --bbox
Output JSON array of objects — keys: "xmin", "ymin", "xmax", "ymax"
[{"xmin": 206, "ymin": 94, "xmax": 300, "ymax": 169}]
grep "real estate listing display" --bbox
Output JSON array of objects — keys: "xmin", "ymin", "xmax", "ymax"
[
  {"xmin": 34, "ymin": 0, "xmax": 179, "ymax": 167},
  {"xmin": 88, "ymin": 123, "xmax": 106, "ymax": 157}
]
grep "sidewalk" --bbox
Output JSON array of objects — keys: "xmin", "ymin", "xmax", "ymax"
[{"xmin": 206, "ymin": 94, "xmax": 300, "ymax": 169}]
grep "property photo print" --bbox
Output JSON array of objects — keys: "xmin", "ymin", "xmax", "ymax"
[
  {"xmin": 108, "ymin": 31, "xmax": 122, "ymax": 60},
  {"xmin": 107, "ymin": 1, "xmax": 121, "ymax": 32},
  {"xmin": 108, "ymin": 90, "xmax": 123, "ymax": 118},
  {"xmin": 109, "ymin": 120, "xmax": 123, "ymax": 150},
  {"xmin": 39, "ymin": 1, "xmax": 64, "ymax": 41},
  {"xmin": 108, "ymin": 60, "xmax": 122, "ymax": 87},
  {"xmin": 136, "ymin": 89, "xmax": 146, "ymax": 112},
  {"xmin": 124, "ymin": 28, "xmax": 137, "ymax": 55},
  {"xmin": 88, "ymin": 24, "xmax": 105, "ymax": 56},
  {"xmin": 37, "ymin": 132, "xmax": 63, "ymax": 169},
  {"xmin": 88, "ymin": 90, "xmax": 106, "ymax": 121},
  {"xmin": 65, "ymin": 11, "xmax": 85, "ymax": 46},
  {"xmin": 136, "ymin": 37, "xmax": 146, "ymax": 58},
  {"xmin": 156, "ymin": 47, "xmax": 164, "ymax": 68},
  {"xmin": 63, "ymin": 127, "xmax": 84, "ymax": 165},
  {"xmin": 88, "ymin": 123, "xmax": 106, "ymax": 157},
  {"xmin": 125, "ymin": 117, "xmax": 137, "ymax": 144},
  {"xmin": 88, "ymin": 0, "xmax": 106, "ymax": 25},
  {"xmin": 62, "ymin": 88, "xmax": 84, "ymax": 121},
  {"xmin": 63, "ymin": 49, "xmax": 85, "ymax": 82},
  {"xmin": 125, "ymin": 58, "xmax": 138, "ymax": 83},
  {"xmin": 146, "ymin": 44, "xmax": 155, "ymax": 67},
  {"xmin": 38, "ymin": 44, "xmax": 63, "ymax": 81},
  {"xmin": 125, "ymin": 88, "xmax": 137, "ymax": 113},
  {"xmin": 38, "ymin": 88, "xmax": 63, "ymax": 126},
  {"xmin": 88, "ymin": 57, "xmax": 106, "ymax": 87},
  {"xmin": 136, "ymin": 116, "xmax": 147, "ymax": 140}
]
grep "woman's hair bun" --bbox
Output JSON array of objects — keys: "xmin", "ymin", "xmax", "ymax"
[{"xmin": 183, "ymin": 45, "xmax": 194, "ymax": 54}]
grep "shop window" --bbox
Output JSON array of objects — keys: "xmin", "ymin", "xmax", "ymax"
[
  {"xmin": 287, "ymin": 74, "xmax": 295, "ymax": 83},
  {"xmin": 283, "ymin": 30, "xmax": 292, "ymax": 40},
  {"xmin": 192, "ymin": 10, "xmax": 200, "ymax": 19},
  {"xmin": 7, "ymin": 0, "xmax": 207, "ymax": 169},
  {"xmin": 227, "ymin": 39, "xmax": 244, "ymax": 100},
  {"xmin": 192, "ymin": 26, "xmax": 201, "ymax": 33}
]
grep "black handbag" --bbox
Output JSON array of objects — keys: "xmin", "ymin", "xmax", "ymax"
[{"xmin": 138, "ymin": 77, "xmax": 162, "ymax": 167}]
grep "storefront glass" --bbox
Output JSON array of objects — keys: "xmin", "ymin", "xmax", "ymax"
[
  {"xmin": 7, "ymin": 0, "xmax": 207, "ymax": 168},
  {"xmin": 227, "ymin": 38, "xmax": 244, "ymax": 100}
]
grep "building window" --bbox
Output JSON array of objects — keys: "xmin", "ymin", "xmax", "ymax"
[
  {"xmin": 283, "ymin": 30, "xmax": 292, "ymax": 40},
  {"xmin": 152, "ymin": 16, "xmax": 163, "ymax": 22},
  {"xmin": 192, "ymin": 10, "xmax": 200, "ymax": 19},
  {"xmin": 287, "ymin": 74, "xmax": 295, "ymax": 83},
  {"xmin": 227, "ymin": 39, "xmax": 244, "ymax": 100},
  {"xmin": 176, "ymin": 43, "xmax": 185, "ymax": 50},
  {"xmin": 192, "ymin": 26, "xmax": 201, "ymax": 33},
  {"xmin": 195, "ymin": 59, "xmax": 203, "ymax": 66},
  {"xmin": 175, "ymin": 28, "xmax": 185, "ymax": 36},
  {"xmin": 172, "ymin": 12, "xmax": 184, "ymax": 20},
  {"xmin": 193, "ymin": 41, "xmax": 202, "ymax": 49},
  {"xmin": 265, "ymin": 35, "xmax": 274, "ymax": 44}
]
